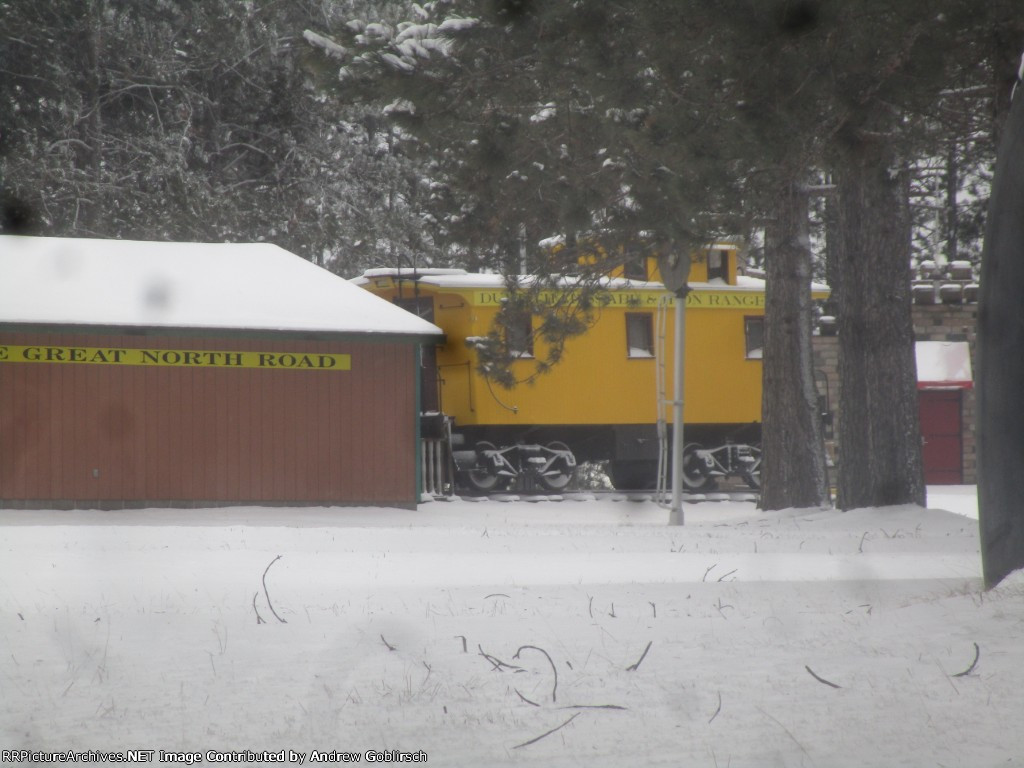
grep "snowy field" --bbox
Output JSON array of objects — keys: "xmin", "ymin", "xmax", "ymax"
[{"xmin": 1, "ymin": 486, "xmax": 1021, "ymax": 767}]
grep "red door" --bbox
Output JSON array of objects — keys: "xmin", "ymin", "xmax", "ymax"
[{"xmin": 918, "ymin": 390, "xmax": 963, "ymax": 484}]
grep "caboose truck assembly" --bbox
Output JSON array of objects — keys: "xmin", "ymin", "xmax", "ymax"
[
  {"xmin": 356, "ymin": 246, "xmax": 828, "ymax": 494},
  {"xmin": 450, "ymin": 438, "xmax": 577, "ymax": 493}
]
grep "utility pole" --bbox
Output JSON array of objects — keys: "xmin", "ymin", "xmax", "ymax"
[
  {"xmin": 657, "ymin": 248, "xmax": 691, "ymax": 527},
  {"xmin": 669, "ymin": 285, "xmax": 688, "ymax": 525}
]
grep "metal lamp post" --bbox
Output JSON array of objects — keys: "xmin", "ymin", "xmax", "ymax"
[{"xmin": 656, "ymin": 251, "xmax": 690, "ymax": 526}]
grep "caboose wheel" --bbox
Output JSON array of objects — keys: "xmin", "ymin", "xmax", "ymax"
[
  {"xmin": 463, "ymin": 441, "xmax": 508, "ymax": 494},
  {"xmin": 537, "ymin": 441, "xmax": 575, "ymax": 492},
  {"xmin": 681, "ymin": 443, "xmax": 717, "ymax": 491}
]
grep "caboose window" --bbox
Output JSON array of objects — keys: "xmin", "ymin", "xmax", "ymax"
[
  {"xmin": 744, "ymin": 316, "xmax": 764, "ymax": 359},
  {"xmin": 504, "ymin": 312, "xmax": 534, "ymax": 358},
  {"xmin": 626, "ymin": 313, "xmax": 654, "ymax": 358},
  {"xmin": 623, "ymin": 258, "xmax": 648, "ymax": 281},
  {"xmin": 707, "ymin": 249, "xmax": 728, "ymax": 283}
]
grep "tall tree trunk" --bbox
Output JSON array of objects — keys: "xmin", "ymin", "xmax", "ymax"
[
  {"xmin": 760, "ymin": 177, "xmax": 828, "ymax": 510},
  {"xmin": 977, "ymin": 59, "xmax": 1024, "ymax": 589},
  {"xmin": 834, "ymin": 138, "xmax": 925, "ymax": 511},
  {"xmin": 989, "ymin": 17, "xmax": 1024, "ymax": 148}
]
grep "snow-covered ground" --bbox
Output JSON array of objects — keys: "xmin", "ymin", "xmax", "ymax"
[{"xmin": 2, "ymin": 486, "xmax": 1020, "ymax": 767}]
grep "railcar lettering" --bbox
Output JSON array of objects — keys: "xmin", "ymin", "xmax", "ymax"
[
  {"xmin": 468, "ymin": 289, "xmax": 764, "ymax": 308},
  {"xmin": 257, "ymin": 352, "xmax": 338, "ymax": 369},
  {"xmin": 0, "ymin": 344, "xmax": 350, "ymax": 371},
  {"xmin": 687, "ymin": 292, "xmax": 764, "ymax": 308},
  {"xmin": 20, "ymin": 346, "xmax": 128, "ymax": 364},
  {"xmin": 139, "ymin": 350, "xmax": 245, "ymax": 367}
]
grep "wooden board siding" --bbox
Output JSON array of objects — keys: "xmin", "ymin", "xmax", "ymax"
[{"xmin": 0, "ymin": 331, "xmax": 416, "ymax": 508}]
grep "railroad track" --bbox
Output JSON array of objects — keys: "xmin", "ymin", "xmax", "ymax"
[{"xmin": 437, "ymin": 488, "xmax": 760, "ymax": 503}]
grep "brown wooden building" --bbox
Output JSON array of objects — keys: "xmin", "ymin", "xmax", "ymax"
[{"xmin": 0, "ymin": 236, "xmax": 443, "ymax": 509}]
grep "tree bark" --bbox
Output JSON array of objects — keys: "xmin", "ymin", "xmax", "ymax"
[
  {"xmin": 989, "ymin": 17, "xmax": 1024, "ymax": 148},
  {"xmin": 977, "ymin": 61, "xmax": 1024, "ymax": 588},
  {"xmin": 834, "ymin": 137, "xmax": 925, "ymax": 511},
  {"xmin": 760, "ymin": 178, "xmax": 829, "ymax": 510}
]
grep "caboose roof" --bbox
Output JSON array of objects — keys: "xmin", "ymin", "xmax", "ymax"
[
  {"xmin": 354, "ymin": 268, "xmax": 670, "ymax": 291},
  {"xmin": 0, "ymin": 236, "xmax": 443, "ymax": 340},
  {"xmin": 355, "ymin": 267, "xmax": 828, "ymax": 294}
]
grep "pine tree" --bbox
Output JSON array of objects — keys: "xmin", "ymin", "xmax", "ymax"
[
  {"xmin": 709, "ymin": 1, "xmax": 837, "ymax": 510},
  {"xmin": 304, "ymin": 0, "xmax": 747, "ymax": 378},
  {"xmin": 0, "ymin": 0, "xmax": 438, "ymax": 271}
]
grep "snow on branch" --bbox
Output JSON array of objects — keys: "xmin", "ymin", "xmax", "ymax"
[
  {"xmin": 302, "ymin": 29, "xmax": 347, "ymax": 59},
  {"xmin": 437, "ymin": 17, "xmax": 478, "ymax": 33},
  {"xmin": 381, "ymin": 52, "xmax": 415, "ymax": 72},
  {"xmin": 383, "ymin": 99, "xmax": 417, "ymax": 117}
]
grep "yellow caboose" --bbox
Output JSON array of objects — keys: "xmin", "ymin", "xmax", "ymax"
[{"xmin": 356, "ymin": 245, "xmax": 824, "ymax": 492}]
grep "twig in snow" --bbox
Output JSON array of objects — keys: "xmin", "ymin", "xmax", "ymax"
[
  {"xmin": 515, "ymin": 645, "xmax": 558, "ymax": 703},
  {"xmin": 511, "ymin": 712, "xmax": 580, "ymax": 750},
  {"xmin": 588, "ymin": 595, "xmax": 594, "ymax": 618},
  {"xmin": 708, "ymin": 691, "xmax": 722, "ymax": 724},
  {"xmin": 756, "ymin": 706, "xmax": 812, "ymax": 761},
  {"xmin": 380, "ymin": 634, "xmax": 396, "ymax": 652},
  {"xmin": 649, "ymin": 601, "xmax": 657, "ymax": 618},
  {"xmin": 805, "ymin": 665, "xmax": 841, "ymax": 689},
  {"xmin": 262, "ymin": 555, "xmax": 287, "ymax": 624},
  {"xmin": 717, "ymin": 568, "xmax": 738, "ymax": 582},
  {"xmin": 515, "ymin": 689, "xmax": 541, "ymax": 707},
  {"xmin": 881, "ymin": 527, "xmax": 907, "ymax": 539},
  {"xmin": 952, "ymin": 642, "xmax": 980, "ymax": 677},
  {"xmin": 562, "ymin": 703, "xmax": 627, "ymax": 711},
  {"xmin": 626, "ymin": 641, "xmax": 653, "ymax": 672},
  {"xmin": 252, "ymin": 592, "xmax": 266, "ymax": 625},
  {"xmin": 703, "ymin": 564, "xmax": 717, "ymax": 582},
  {"xmin": 478, "ymin": 644, "xmax": 522, "ymax": 672},
  {"xmin": 455, "ymin": 635, "xmax": 468, "ymax": 653},
  {"xmin": 858, "ymin": 531, "xmax": 869, "ymax": 554}
]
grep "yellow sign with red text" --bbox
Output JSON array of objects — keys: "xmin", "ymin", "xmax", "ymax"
[{"xmin": 0, "ymin": 344, "xmax": 350, "ymax": 371}]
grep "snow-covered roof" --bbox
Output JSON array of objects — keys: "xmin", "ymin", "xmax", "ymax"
[
  {"xmin": 916, "ymin": 341, "xmax": 973, "ymax": 388},
  {"xmin": 0, "ymin": 236, "xmax": 443, "ymax": 339},
  {"xmin": 356, "ymin": 268, "xmax": 667, "ymax": 291},
  {"xmin": 356, "ymin": 267, "xmax": 829, "ymax": 294},
  {"xmin": 359, "ymin": 267, "xmax": 470, "ymax": 280}
]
